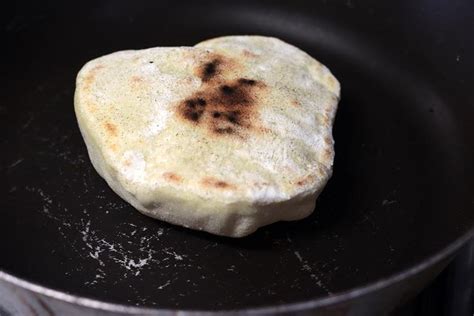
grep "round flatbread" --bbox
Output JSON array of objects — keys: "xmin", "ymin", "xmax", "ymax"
[{"xmin": 74, "ymin": 36, "xmax": 340, "ymax": 237}]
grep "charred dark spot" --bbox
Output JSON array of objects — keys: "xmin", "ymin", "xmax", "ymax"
[
  {"xmin": 185, "ymin": 99, "xmax": 197, "ymax": 109},
  {"xmin": 226, "ymin": 111, "xmax": 239, "ymax": 124},
  {"xmin": 149, "ymin": 61, "xmax": 154, "ymax": 64},
  {"xmin": 204, "ymin": 62, "xmax": 217, "ymax": 76},
  {"xmin": 189, "ymin": 112, "xmax": 200, "ymax": 121},
  {"xmin": 197, "ymin": 98, "xmax": 207, "ymax": 106},
  {"xmin": 192, "ymin": 112, "xmax": 201, "ymax": 120},
  {"xmin": 214, "ymin": 127, "xmax": 234, "ymax": 134},
  {"xmin": 220, "ymin": 85, "xmax": 235, "ymax": 95},
  {"xmin": 216, "ymin": 181, "xmax": 229, "ymax": 188},
  {"xmin": 186, "ymin": 98, "xmax": 207, "ymax": 109},
  {"xmin": 238, "ymin": 78, "xmax": 256, "ymax": 86},
  {"xmin": 214, "ymin": 83, "xmax": 253, "ymax": 108},
  {"xmin": 200, "ymin": 59, "xmax": 219, "ymax": 82},
  {"xmin": 183, "ymin": 107, "xmax": 204, "ymax": 122},
  {"xmin": 180, "ymin": 59, "xmax": 266, "ymax": 136}
]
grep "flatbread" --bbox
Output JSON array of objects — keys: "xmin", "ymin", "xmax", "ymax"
[{"xmin": 74, "ymin": 36, "xmax": 340, "ymax": 237}]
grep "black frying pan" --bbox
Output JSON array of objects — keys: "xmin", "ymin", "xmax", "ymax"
[{"xmin": 1, "ymin": 0, "xmax": 473, "ymax": 315}]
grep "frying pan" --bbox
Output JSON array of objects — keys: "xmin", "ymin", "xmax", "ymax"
[{"xmin": 1, "ymin": 0, "xmax": 473, "ymax": 315}]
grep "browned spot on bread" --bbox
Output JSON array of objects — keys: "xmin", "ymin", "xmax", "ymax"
[
  {"xmin": 131, "ymin": 75, "xmax": 144, "ymax": 83},
  {"xmin": 83, "ymin": 65, "xmax": 105, "ymax": 90},
  {"xmin": 86, "ymin": 102, "xmax": 98, "ymax": 113},
  {"xmin": 243, "ymin": 49, "xmax": 259, "ymax": 58},
  {"xmin": 201, "ymin": 177, "xmax": 236, "ymax": 190},
  {"xmin": 104, "ymin": 122, "xmax": 118, "ymax": 136},
  {"xmin": 291, "ymin": 100, "xmax": 300, "ymax": 107},
  {"xmin": 130, "ymin": 76, "xmax": 146, "ymax": 89},
  {"xmin": 244, "ymin": 123, "xmax": 271, "ymax": 136},
  {"xmin": 322, "ymin": 148, "xmax": 333, "ymax": 161},
  {"xmin": 321, "ymin": 115, "xmax": 330, "ymax": 124},
  {"xmin": 109, "ymin": 143, "xmax": 118, "ymax": 152},
  {"xmin": 163, "ymin": 172, "xmax": 182, "ymax": 183},
  {"xmin": 296, "ymin": 174, "xmax": 316, "ymax": 186},
  {"xmin": 324, "ymin": 136, "xmax": 332, "ymax": 145},
  {"xmin": 178, "ymin": 55, "xmax": 267, "ymax": 137}
]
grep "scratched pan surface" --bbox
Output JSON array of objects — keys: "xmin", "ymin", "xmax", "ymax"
[{"xmin": 1, "ymin": 0, "xmax": 474, "ymax": 312}]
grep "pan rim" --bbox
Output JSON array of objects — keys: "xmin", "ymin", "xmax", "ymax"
[{"xmin": 1, "ymin": 226, "xmax": 473, "ymax": 314}]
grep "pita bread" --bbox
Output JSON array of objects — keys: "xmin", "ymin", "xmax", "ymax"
[{"xmin": 74, "ymin": 36, "xmax": 340, "ymax": 237}]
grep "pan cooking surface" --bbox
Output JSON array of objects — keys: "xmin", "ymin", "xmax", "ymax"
[{"xmin": 1, "ymin": 0, "xmax": 473, "ymax": 310}]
